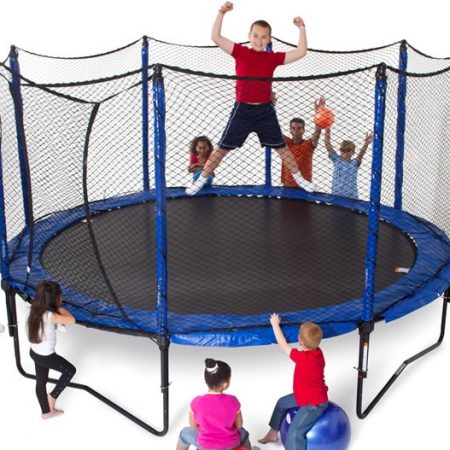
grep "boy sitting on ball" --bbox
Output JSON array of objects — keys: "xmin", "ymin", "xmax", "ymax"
[{"xmin": 258, "ymin": 315, "xmax": 329, "ymax": 450}]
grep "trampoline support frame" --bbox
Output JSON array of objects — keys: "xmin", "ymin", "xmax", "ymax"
[
  {"xmin": 2, "ymin": 281, "xmax": 169, "ymax": 436},
  {"xmin": 356, "ymin": 288, "xmax": 449, "ymax": 419},
  {"xmin": 4, "ymin": 281, "xmax": 450, "ymax": 427}
]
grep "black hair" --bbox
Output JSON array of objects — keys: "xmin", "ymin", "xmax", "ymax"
[
  {"xmin": 27, "ymin": 280, "xmax": 62, "ymax": 343},
  {"xmin": 290, "ymin": 117, "xmax": 305, "ymax": 127},
  {"xmin": 204, "ymin": 358, "xmax": 231, "ymax": 389},
  {"xmin": 189, "ymin": 135, "xmax": 213, "ymax": 156}
]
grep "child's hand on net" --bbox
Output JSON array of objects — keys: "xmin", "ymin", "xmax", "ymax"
[{"xmin": 270, "ymin": 313, "xmax": 281, "ymax": 327}]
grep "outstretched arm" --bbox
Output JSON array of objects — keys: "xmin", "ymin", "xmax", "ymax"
[
  {"xmin": 324, "ymin": 127, "xmax": 334, "ymax": 157},
  {"xmin": 211, "ymin": 2, "xmax": 235, "ymax": 55},
  {"xmin": 356, "ymin": 132, "xmax": 373, "ymax": 165},
  {"xmin": 310, "ymin": 96, "xmax": 326, "ymax": 148},
  {"xmin": 284, "ymin": 17, "xmax": 307, "ymax": 64},
  {"xmin": 270, "ymin": 313, "xmax": 292, "ymax": 356}
]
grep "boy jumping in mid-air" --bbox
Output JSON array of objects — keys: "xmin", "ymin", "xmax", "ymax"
[{"xmin": 186, "ymin": 2, "xmax": 315, "ymax": 195}]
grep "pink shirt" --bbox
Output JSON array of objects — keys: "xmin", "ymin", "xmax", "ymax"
[
  {"xmin": 232, "ymin": 43, "xmax": 285, "ymax": 103},
  {"xmin": 290, "ymin": 348, "xmax": 329, "ymax": 406},
  {"xmin": 191, "ymin": 393, "xmax": 241, "ymax": 449}
]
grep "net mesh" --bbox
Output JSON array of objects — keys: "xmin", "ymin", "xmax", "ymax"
[{"xmin": 0, "ymin": 37, "xmax": 449, "ymax": 340}]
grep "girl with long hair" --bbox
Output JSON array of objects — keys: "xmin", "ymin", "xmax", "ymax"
[{"xmin": 27, "ymin": 280, "xmax": 76, "ymax": 419}]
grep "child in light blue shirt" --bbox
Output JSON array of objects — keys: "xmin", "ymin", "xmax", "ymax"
[{"xmin": 324, "ymin": 127, "xmax": 372, "ymax": 199}]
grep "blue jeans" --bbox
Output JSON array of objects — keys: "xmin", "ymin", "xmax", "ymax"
[
  {"xmin": 268, "ymin": 393, "xmax": 328, "ymax": 450},
  {"xmin": 193, "ymin": 170, "xmax": 214, "ymax": 187},
  {"xmin": 178, "ymin": 426, "xmax": 249, "ymax": 450}
]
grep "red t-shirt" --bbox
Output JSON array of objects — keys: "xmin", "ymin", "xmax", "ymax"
[
  {"xmin": 189, "ymin": 154, "xmax": 210, "ymax": 164},
  {"xmin": 281, "ymin": 137, "xmax": 315, "ymax": 186},
  {"xmin": 232, "ymin": 43, "xmax": 285, "ymax": 103},
  {"xmin": 290, "ymin": 347, "xmax": 328, "ymax": 406}
]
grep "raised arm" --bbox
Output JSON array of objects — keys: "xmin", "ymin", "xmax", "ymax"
[
  {"xmin": 211, "ymin": 2, "xmax": 235, "ymax": 55},
  {"xmin": 356, "ymin": 131, "xmax": 373, "ymax": 165},
  {"xmin": 270, "ymin": 313, "xmax": 292, "ymax": 356},
  {"xmin": 310, "ymin": 96, "xmax": 325, "ymax": 148},
  {"xmin": 324, "ymin": 127, "xmax": 334, "ymax": 157},
  {"xmin": 284, "ymin": 17, "xmax": 307, "ymax": 65}
]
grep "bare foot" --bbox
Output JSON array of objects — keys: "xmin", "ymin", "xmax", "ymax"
[
  {"xmin": 47, "ymin": 394, "xmax": 64, "ymax": 414},
  {"xmin": 42, "ymin": 410, "xmax": 63, "ymax": 420},
  {"xmin": 257, "ymin": 430, "xmax": 278, "ymax": 444}
]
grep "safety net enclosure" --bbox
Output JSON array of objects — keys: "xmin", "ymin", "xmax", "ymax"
[{"xmin": 0, "ymin": 36, "xmax": 449, "ymax": 347}]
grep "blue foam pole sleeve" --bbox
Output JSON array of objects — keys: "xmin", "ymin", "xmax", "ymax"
[
  {"xmin": 362, "ymin": 64, "xmax": 387, "ymax": 322},
  {"xmin": 152, "ymin": 65, "xmax": 168, "ymax": 335}
]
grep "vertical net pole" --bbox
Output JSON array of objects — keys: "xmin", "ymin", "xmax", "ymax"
[
  {"xmin": 0, "ymin": 117, "xmax": 11, "ymax": 280},
  {"xmin": 356, "ymin": 64, "xmax": 388, "ymax": 417},
  {"xmin": 362, "ymin": 64, "xmax": 387, "ymax": 322},
  {"xmin": 152, "ymin": 64, "xmax": 170, "ymax": 434},
  {"xmin": 152, "ymin": 64, "xmax": 168, "ymax": 336},
  {"xmin": 141, "ymin": 36, "xmax": 150, "ymax": 191},
  {"xmin": 264, "ymin": 42, "xmax": 273, "ymax": 189},
  {"xmin": 9, "ymin": 46, "xmax": 32, "ymax": 229},
  {"xmin": 394, "ymin": 41, "xmax": 408, "ymax": 210}
]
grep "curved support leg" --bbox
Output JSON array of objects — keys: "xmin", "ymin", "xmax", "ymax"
[
  {"xmin": 3, "ymin": 284, "xmax": 169, "ymax": 436},
  {"xmin": 356, "ymin": 291, "xmax": 449, "ymax": 419}
]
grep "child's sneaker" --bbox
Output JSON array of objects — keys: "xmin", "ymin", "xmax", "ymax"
[
  {"xmin": 292, "ymin": 173, "xmax": 316, "ymax": 192},
  {"xmin": 185, "ymin": 177, "xmax": 207, "ymax": 196}
]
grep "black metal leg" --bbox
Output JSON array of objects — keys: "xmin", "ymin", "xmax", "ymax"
[
  {"xmin": 159, "ymin": 336, "xmax": 170, "ymax": 435},
  {"xmin": 356, "ymin": 290, "xmax": 449, "ymax": 419},
  {"xmin": 3, "ymin": 284, "xmax": 170, "ymax": 436},
  {"xmin": 2, "ymin": 280, "xmax": 15, "ymax": 338}
]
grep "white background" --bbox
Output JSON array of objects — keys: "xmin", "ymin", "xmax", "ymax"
[{"xmin": 1, "ymin": 1, "xmax": 449, "ymax": 449}]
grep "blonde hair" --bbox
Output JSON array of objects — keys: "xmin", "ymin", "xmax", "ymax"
[
  {"xmin": 299, "ymin": 322, "xmax": 323, "ymax": 350},
  {"xmin": 339, "ymin": 140, "xmax": 356, "ymax": 153}
]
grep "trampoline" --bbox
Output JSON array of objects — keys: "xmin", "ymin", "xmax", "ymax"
[
  {"xmin": 6, "ymin": 187, "xmax": 449, "ymax": 345},
  {"xmin": 1, "ymin": 37, "xmax": 450, "ymax": 434}
]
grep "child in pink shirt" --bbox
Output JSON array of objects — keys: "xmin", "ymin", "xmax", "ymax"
[{"xmin": 176, "ymin": 358, "xmax": 252, "ymax": 450}]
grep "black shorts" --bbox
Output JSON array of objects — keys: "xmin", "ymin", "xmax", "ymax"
[{"xmin": 219, "ymin": 102, "xmax": 286, "ymax": 150}]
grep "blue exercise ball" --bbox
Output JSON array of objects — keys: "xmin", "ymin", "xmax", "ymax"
[{"xmin": 280, "ymin": 402, "xmax": 351, "ymax": 450}]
